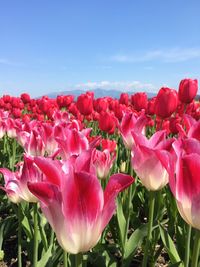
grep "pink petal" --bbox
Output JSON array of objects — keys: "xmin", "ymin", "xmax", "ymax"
[
  {"xmin": 178, "ymin": 154, "xmax": 200, "ymax": 200},
  {"xmin": 28, "ymin": 181, "xmax": 60, "ymax": 206},
  {"xmin": 34, "ymin": 157, "xmax": 61, "ymax": 186},
  {"xmin": 74, "ymin": 149, "xmax": 96, "ymax": 174},
  {"xmin": 149, "ymin": 130, "xmax": 166, "ymax": 148},
  {"xmin": 0, "ymin": 168, "xmax": 17, "ymax": 184},
  {"xmin": 102, "ymin": 174, "xmax": 134, "ymax": 230},
  {"xmin": 62, "ymin": 171, "xmax": 104, "ymax": 223}
]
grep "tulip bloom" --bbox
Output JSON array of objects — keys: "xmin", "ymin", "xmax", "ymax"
[
  {"xmin": 18, "ymin": 129, "xmax": 45, "ymax": 156},
  {"xmin": 77, "ymin": 93, "xmax": 93, "ymax": 116},
  {"xmin": 94, "ymin": 98, "xmax": 108, "ymax": 113},
  {"xmin": 92, "ymin": 149, "xmax": 116, "ymax": 179},
  {"xmin": 119, "ymin": 93, "xmax": 129, "ymax": 106},
  {"xmin": 101, "ymin": 138, "xmax": 117, "ymax": 153},
  {"xmin": 169, "ymin": 138, "xmax": 200, "ymax": 229},
  {"xmin": 119, "ymin": 112, "xmax": 147, "ymax": 149},
  {"xmin": 28, "ymin": 156, "xmax": 134, "ymax": 254},
  {"xmin": 154, "ymin": 87, "xmax": 178, "ymax": 118},
  {"xmin": 55, "ymin": 127, "xmax": 90, "ymax": 159},
  {"xmin": 178, "ymin": 78, "xmax": 198, "ymax": 104},
  {"xmin": 98, "ymin": 112, "xmax": 116, "ymax": 134},
  {"xmin": 131, "ymin": 92, "xmax": 148, "ymax": 112},
  {"xmin": 131, "ymin": 130, "xmax": 174, "ymax": 191},
  {"xmin": 0, "ymin": 155, "xmax": 42, "ymax": 203}
]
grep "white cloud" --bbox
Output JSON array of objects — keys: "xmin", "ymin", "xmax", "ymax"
[
  {"xmin": 110, "ymin": 47, "xmax": 200, "ymax": 63},
  {"xmin": 75, "ymin": 80, "xmax": 156, "ymax": 92}
]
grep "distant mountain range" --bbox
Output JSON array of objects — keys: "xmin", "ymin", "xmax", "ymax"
[{"xmin": 47, "ymin": 88, "xmax": 157, "ymax": 99}]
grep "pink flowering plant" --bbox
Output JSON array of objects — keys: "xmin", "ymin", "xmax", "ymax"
[{"xmin": 0, "ymin": 79, "xmax": 200, "ymax": 266}]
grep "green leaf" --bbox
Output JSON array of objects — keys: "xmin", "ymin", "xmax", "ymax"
[
  {"xmin": 124, "ymin": 224, "xmax": 148, "ymax": 260},
  {"xmin": 159, "ymin": 224, "xmax": 182, "ymax": 265},
  {"xmin": 37, "ymin": 245, "xmax": 53, "ymax": 267},
  {"xmin": 116, "ymin": 198, "xmax": 126, "ymax": 248},
  {"xmin": 168, "ymin": 262, "xmax": 183, "ymax": 267},
  {"xmin": 21, "ymin": 215, "xmax": 33, "ymax": 240}
]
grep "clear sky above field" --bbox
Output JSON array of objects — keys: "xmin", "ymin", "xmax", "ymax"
[{"xmin": 0, "ymin": 0, "xmax": 200, "ymax": 97}]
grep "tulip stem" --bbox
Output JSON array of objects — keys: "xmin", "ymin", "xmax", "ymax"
[
  {"xmin": 75, "ymin": 253, "xmax": 83, "ymax": 267},
  {"xmin": 191, "ymin": 229, "xmax": 200, "ymax": 267},
  {"xmin": 184, "ymin": 224, "xmax": 191, "ymax": 267},
  {"xmin": 142, "ymin": 190, "xmax": 155, "ymax": 267},
  {"xmin": 11, "ymin": 138, "xmax": 16, "ymax": 171},
  {"xmin": 33, "ymin": 203, "xmax": 38, "ymax": 267},
  {"xmin": 63, "ymin": 250, "xmax": 68, "ymax": 267},
  {"xmin": 18, "ymin": 204, "xmax": 22, "ymax": 267}
]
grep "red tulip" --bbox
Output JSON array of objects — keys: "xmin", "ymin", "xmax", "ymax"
[
  {"xmin": 3, "ymin": 95, "xmax": 11, "ymax": 103},
  {"xmin": 12, "ymin": 108, "xmax": 22, "ymax": 118},
  {"xmin": 98, "ymin": 112, "xmax": 116, "ymax": 134},
  {"xmin": 147, "ymin": 97, "xmax": 156, "ymax": 115},
  {"xmin": 101, "ymin": 139, "xmax": 117, "ymax": 153},
  {"xmin": 178, "ymin": 78, "xmax": 198, "ymax": 104},
  {"xmin": 94, "ymin": 98, "xmax": 108, "ymax": 113},
  {"xmin": 77, "ymin": 93, "xmax": 93, "ymax": 116},
  {"xmin": 155, "ymin": 87, "xmax": 178, "ymax": 118},
  {"xmin": 21, "ymin": 93, "xmax": 31, "ymax": 104},
  {"xmin": 0, "ymin": 99, "xmax": 5, "ymax": 108},
  {"xmin": 119, "ymin": 93, "xmax": 129, "ymax": 106},
  {"xmin": 131, "ymin": 92, "xmax": 148, "ymax": 112},
  {"xmin": 57, "ymin": 95, "xmax": 74, "ymax": 108},
  {"xmin": 169, "ymin": 116, "xmax": 181, "ymax": 134}
]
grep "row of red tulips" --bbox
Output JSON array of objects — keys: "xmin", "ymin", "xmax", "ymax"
[
  {"xmin": 0, "ymin": 78, "xmax": 199, "ymax": 123},
  {"xmin": 0, "ymin": 78, "xmax": 199, "ymax": 266}
]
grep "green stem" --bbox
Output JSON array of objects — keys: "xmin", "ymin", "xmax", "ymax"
[
  {"xmin": 18, "ymin": 204, "xmax": 22, "ymax": 267},
  {"xmin": 142, "ymin": 191, "xmax": 155, "ymax": 267},
  {"xmin": 12, "ymin": 139, "xmax": 16, "ymax": 171},
  {"xmin": 33, "ymin": 203, "xmax": 38, "ymax": 267},
  {"xmin": 122, "ymin": 150, "xmax": 135, "ymax": 259},
  {"xmin": 184, "ymin": 224, "xmax": 191, "ymax": 267},
  {"xmin": 123, "ymin": 184, "xmax": 132, "ymax": 249},
  {"xmin": 49, "ymin": 228, "xmax": 54, "ymax": 246},
  {"xmin": 191, "ymin": 229, "xmax": 200, "ymax": 267},
  {"xmin": 63, "ymin": 250, "xmax": 68, "ymax": 267},
  {"xmin": 75, "ymin": 253, "xmax": 83, "ymax": 267}
]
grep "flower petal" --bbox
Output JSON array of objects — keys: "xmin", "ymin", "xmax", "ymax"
[
  {"xmin": 34, "ymin": 157, "xmax": 61, "ymax": 186},
  {"xmin": 102, "ymin": 173, "xmax": 134, "ymax": 230}
]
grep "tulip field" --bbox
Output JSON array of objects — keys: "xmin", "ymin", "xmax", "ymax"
[{"xmin": 0, "ymin": 78, "xmax": 200, "ymax": 267}]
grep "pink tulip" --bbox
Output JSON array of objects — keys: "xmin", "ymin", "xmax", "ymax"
[
  {"xmin": 55, "ymin": 128, "xmax": 90, "ymax": 159},
  {"xmin": 177, "ymin": 114, "xmax": 200, "ymax": 141},
  {"xmin": 91, "ymin": 149, "xmax": 116, "ymax": 179},
  {"xmin": 131, "ymin": 130, "xmax": 174, "ymax": 191},
  {"xmin": 169, "ymin": 138, "xmax": 200, "ymax": 229},
  {"xmin": 28, "ymin": 156, "xmax": 134, "ymax": 254},
  {"xmin": 119, "ymin": 112, "xmax": 147, "ymax": 149},
  {"xmin": 18, "ymin": 129, "xmax": 45, "ymax": 156},
  {"xmin": 0, "ymin": 155, "xmax": 42, "ymax": 203}
]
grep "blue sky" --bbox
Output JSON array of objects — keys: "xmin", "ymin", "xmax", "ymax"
[{"xmin": 0, "ymin": 0, "xmax": 200, "ymax": 97}]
